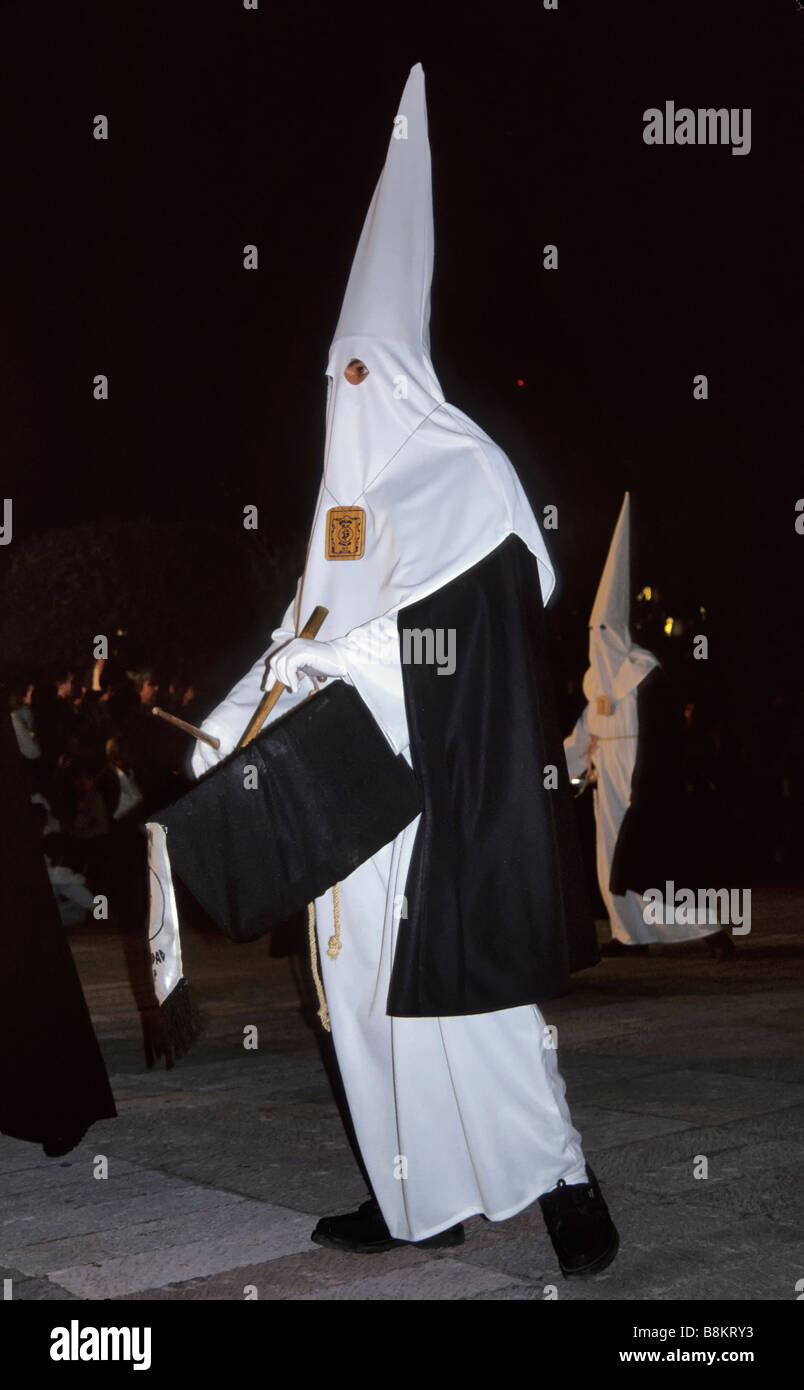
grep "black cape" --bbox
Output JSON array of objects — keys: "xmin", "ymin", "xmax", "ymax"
[
  {"xmin": 609, "ymin": 665, "xmax": 713, "ymax": 897},
  {"xmin": 389, "ymin": 535, "xmax": 598, "ymax": 1017},
  {"xmin": 0, "ymin": 699, "xmax": 116, "ymax": 1153}
]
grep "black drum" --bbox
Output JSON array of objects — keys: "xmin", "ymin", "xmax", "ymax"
[{"xmin": 152, "ymin": 682, "xmax": 422, "ymax": 942}]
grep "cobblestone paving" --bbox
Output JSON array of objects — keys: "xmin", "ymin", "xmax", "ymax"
[{"xmin": 2, "ymin": 883, "xmax": 801, "ymax": 1301}]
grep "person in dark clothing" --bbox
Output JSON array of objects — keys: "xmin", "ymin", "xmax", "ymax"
[{"xmin": 0, "ymin": 688, "xmax": 116, "ymax": 1154}]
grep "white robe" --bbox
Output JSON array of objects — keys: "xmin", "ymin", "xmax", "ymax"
[
  {"xmin": 194, "ymin": 599, "xmax": 588, "ymax": 1241},
  {"xmin": 564, "ymin": 696, "xmax": 718, "ymax": 945}
]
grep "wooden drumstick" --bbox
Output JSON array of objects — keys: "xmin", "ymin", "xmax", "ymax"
[
  {"xmin": 238, "ymin": 605, "xmax": 329, "ymax": 748},
  {"xmin": 152, "ymin": 707, "xmax": 221, "ymax": 749}
]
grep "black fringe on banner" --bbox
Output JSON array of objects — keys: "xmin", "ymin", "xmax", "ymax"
[{"xmin": 148, "ymin": 978, "xmax": 205, "ymax": 1069}]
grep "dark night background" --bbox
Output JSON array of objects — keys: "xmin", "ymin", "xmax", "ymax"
[{"xmin": 2, "ymin": 1, "xmax": 801, "ymax": 865}]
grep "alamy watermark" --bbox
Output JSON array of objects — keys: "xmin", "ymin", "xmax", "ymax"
[
  {"xmin": 643, "ymin": 103, "xmax": 751, "ymax": 156},
  {"xmin": 350, "ymin": 625, "xmax": 456, "ymax": 675},
  {"xmin": 401, "ymin": 627, "xmax": 455, "ymax": 675},
  {"xmin": 642, "ymin": 882, "xmax": 751, "ymax": 934},
  {"xmin": 50, "ymin": 1322, "xmax": 151, "ymax": 1370}
]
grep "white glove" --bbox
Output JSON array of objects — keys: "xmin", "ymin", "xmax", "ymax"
[
  {"xmin": 268, "ymin": 638, "xmax": 347, "ymax": 694},
  {"xmin": 268, "ymin": 621, "xmax": 296, "ymax": 653}
]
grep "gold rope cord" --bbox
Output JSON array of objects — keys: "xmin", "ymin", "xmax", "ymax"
[
  {"xmin": 585, "ymin": 732, "xmax": 637, "ymax": 781},
  {"xmin": 327, "ymin": 881, "xmax": 342, "ymax": 959},
  {"xmin": 307, "ymin": 902, "xmax": 331, "ymax": 1032},
  {"xmin": 306, "ymin": 884, "xmax": 342, "ymax": 1033}
]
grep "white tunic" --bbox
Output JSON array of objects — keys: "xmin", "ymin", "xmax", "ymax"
[{"xmin": 194, "ymin": 601, "xmax": 587, "ymax": 1241}]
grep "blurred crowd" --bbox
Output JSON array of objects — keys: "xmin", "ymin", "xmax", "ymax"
[
  {"xmin": 9, "ymin": 660, "xmax": 198, "ymax": 929},
  {"xmin": 8, "ymin": 656, "xmax": 803, "ymax": 935}
]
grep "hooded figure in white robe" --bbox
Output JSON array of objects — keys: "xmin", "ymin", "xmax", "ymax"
[
  {"xmin": 191, "ymin": 65, "xmax": 605, "ymax": 1245},
  {"xmin": 564, "ymin": 494, "xmax": 721, "ymax": 948}
]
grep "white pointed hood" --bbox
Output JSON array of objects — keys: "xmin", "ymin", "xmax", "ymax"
[
  {"xmin": 331, "ymin": 63, "xmax": 438, "ymax": 375},
  {"xmin": 582, "ymin": 493, "xmax": 658, "ymax": 703},
  {"xmin": 295, "ymin": 64, "xmax": 555, "ymax": 639}
]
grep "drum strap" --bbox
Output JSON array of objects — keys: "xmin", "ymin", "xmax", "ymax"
[{"xmin": 307, "ymin": 882, "xmax": 343, "ymax": 1033}]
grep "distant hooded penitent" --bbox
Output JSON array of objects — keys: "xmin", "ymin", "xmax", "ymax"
[{"xmin": 564, "ymin": 493, "xmax": 719, "ymax": 943}]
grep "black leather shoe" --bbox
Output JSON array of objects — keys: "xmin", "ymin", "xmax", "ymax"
[
  {"xmin": 704, "ymin": 930, "xmax": 736, "ymax": 962},
  {"xmin": 311, "ymin": 1197, "xmax": 465, "ymax": 1253},
  {"xmin": 600, "ymin": 938, "xmax": 649, "ymax": 957},
  {"xmin": 538, "ymin": 1165, "xmax": 619, "ymax": 1277}
]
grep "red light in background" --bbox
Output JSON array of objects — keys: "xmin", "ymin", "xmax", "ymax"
[{"xmin": 516, "ymin": 378, "xmax": 524, "ymax": 386}]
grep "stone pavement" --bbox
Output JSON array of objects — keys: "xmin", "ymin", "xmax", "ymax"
[{"xmin": 1, "ymin": 884, "xmax": 802, "ymax": 1301}]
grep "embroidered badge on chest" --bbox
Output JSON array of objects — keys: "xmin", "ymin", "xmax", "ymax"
[{"xmin": 326, "ymin": 507, "xmax": 366, "ymax": 560}]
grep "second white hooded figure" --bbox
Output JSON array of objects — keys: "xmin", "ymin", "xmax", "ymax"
[
  {"xmin": 193, "ymin": 64, "xmax": 617, "ymax": 1274},
  {"xmin": 564, "ymin": 493, "xmax": 725, "ymax": 952}
]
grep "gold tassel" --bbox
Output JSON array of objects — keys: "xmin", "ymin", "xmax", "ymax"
[{"xmin": 327, "ymin": 881, "xmax": 342, "ymax": 960}]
